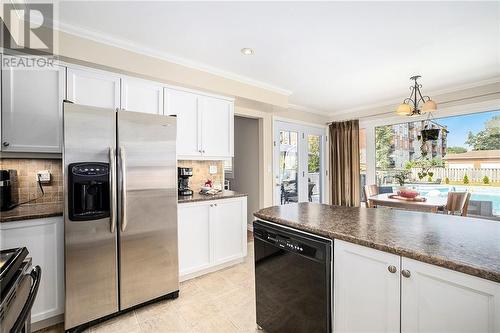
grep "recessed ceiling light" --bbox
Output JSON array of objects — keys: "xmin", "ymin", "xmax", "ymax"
[{"xmin": 241, "ymin": 48, "xmax": 254, "ymax": 55}]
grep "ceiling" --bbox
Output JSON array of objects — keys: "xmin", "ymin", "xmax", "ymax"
[{"xmin": 56, "ymin": 1, "xmax": 500, "ymax": 115}]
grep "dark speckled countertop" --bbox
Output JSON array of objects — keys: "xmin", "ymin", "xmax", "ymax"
[
  {"xmin": 1, "ymin": 203, "xmax": 63, "ymax": 223},
  {"xmin": 178, "ymin": 190, "xmax": 247, "ymax": 203},
  {"xmin": 254, "ymin": 203, "xmax": 500, "ymax": 283}
]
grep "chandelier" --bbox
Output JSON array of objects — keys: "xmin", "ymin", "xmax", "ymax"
[{"xmin": 396, "ymin": 75, "xmax": 437, "ymax": 116}]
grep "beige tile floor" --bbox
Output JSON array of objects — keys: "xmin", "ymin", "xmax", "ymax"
[{"xmin": 37, "ymin": 239, "xmax": 261, "ymax": 333}]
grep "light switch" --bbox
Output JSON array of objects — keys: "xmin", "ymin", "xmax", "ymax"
[{"xmin": 209, "ymin": 165, "xmax": 217, "ymax": 174}]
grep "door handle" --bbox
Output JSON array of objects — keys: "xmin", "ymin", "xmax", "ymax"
[
  {"xmin": 109, "ymin": 147, "xmax": 117, "ymax": 233},
  {"xmin": 120, "ymin": 146, "xmax": 128, "ymax": 232}
]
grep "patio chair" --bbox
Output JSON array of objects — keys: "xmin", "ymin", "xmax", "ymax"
[
  {"xmin": 364, "ymin": 185, "xmax": 378, "ymax": 208},
  {"xmin": 444, "ymin": 192, "xmax": 471, "ymax": 216},
  {"xmin": 308, "ymin": 182, "xmax": 316, "ymax": 202}
]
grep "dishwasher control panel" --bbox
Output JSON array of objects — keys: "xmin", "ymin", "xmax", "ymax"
[
  {"xmin": 275, "ymin": 235, "xmax": 304, "ymax": 253},
  {"xmin": 255, "ymin": 226, "xmax": 321, "ymax": 259}
]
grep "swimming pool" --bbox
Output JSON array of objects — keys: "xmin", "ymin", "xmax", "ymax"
[{"xmin": 405, "ymin": 185, "xmax": 500, "ymax": 217}]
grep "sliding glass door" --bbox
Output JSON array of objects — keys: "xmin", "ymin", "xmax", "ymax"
[{"xmin": 274, "ymin": 121, "xmax": 326, "ymax": 205}]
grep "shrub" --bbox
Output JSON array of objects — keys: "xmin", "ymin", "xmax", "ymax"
[
  {"xmin": 463, "ymin": 174, "xmax": 469, "ymax": 184},
  {"xmin": 444, "ymin": 177, "xmax": 450, "ymax": 184},
  {"xmin": 483, "ymin": 176, "xmax": 490, "ymax": 184},
  {"xmin": 427, "ymin": 176, "xmax": 433, "ymax": 182}
]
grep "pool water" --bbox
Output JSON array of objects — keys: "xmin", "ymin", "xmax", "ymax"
[{"xmin": 406, "ymin": 185, "xmax": 500, "ymax": 217}]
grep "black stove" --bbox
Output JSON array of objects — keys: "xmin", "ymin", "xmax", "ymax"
[{"xmin": 0, "ymin": 247, "xmax": 28, "ymax": 294}]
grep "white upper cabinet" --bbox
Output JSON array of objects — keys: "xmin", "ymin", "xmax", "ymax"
[
  {"xmin": 334, "ymin": 239, "xmax": 400, "ymax": 333},
  {"xmin": 1, "ymin": 55, "xmax": 65, "ymax": 153},
  {"xmin": 67, "ymin": 67, "xmax": 120, "ymax": 109},
  {"xmin": 401, "ymin": 257, "xmax": 500, "ymax": 333},
  {"xmin": 164, "ymin": 87, "xmax": 234, "ymax": 159},
  {"xmin": 121, "ymin": 77, "xmax": 163, "ymax": 114},
  {"xmin": 201, "ymin": 96, "xmax": 233, "ymax": 158},
  {"xmin": 164, "ymin": 88, "xmax": 201, "ymax": 157}
]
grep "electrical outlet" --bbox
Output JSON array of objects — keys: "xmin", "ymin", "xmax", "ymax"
[
  {"xmin": 36, "ymin": 170, "xmax": 51, "ymax": 183},
  {"xmin": 209, "ymin": 165, "xmax": 217, "ymax": 174}
]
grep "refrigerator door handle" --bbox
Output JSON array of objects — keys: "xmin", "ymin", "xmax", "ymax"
[
  {"xmin": 109, "ymin": 147, "xmax": 117, "ymax": 233},
  {"xmin": 120, "ymin": 146, "xmax": 128, "ymax": 232}
]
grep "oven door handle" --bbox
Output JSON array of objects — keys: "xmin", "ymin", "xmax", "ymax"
[{"xmin": 10, "ymin": 265, "xmax": 42, "ymax": 333}]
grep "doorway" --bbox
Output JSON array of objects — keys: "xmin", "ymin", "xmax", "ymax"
[
  {"xmin": 227, "ymin": 116, "xmax": 261, "ymax": 228},
  {"xmin": 274, "ymin": 121, "xmax": 326, "ymax": 205}
]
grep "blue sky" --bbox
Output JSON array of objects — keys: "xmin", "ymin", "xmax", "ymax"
[{"xmin": 435, "ymin": 110, "xmax": 499, "ymax": 148}]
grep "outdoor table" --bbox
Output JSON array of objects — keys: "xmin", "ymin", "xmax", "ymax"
[{"xmin": 368, "ymin": 193, "xmax": 447, "ymax": 213}]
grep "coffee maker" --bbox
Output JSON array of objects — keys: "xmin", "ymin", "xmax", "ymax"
[
  {"xmin": 0, "ymin": 170, "xmax": 19, "ymax": 211},
  {"xmin": 178, "ymin": 167, "xmax": 193, "ymax": 196}
]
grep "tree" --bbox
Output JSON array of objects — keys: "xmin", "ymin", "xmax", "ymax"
[
  {"xmin": 465, "ymin": 115, "xmax": 500, "ymax": 150},
  {"xmin": 446, "ymin": 146, "xmax": 467, "ymax": 154},
  {"xmin": 308, "ymin": 136, "xmax": 320, "ymax": 173},
  {"xmin": 376, "ymin": 126, "xmax": 393, "ymax": 169}
]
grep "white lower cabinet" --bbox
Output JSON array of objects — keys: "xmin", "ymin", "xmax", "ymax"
[
  {"xmin": 334, "ymin": 239, "xmax": 500, "ymax": 333},
  {"xmin": 177, "ymin": 202, "xmax": 212, "ymax": 275},
  {"xmin": 334, "ymin": 240, "xmax": 400, "ymax": 333},
  {"xmin": 401, "ymin": 257, "xmax": 500, "ymax": 332},
  {"xmin": 0, "ymin": 217, "xmax": 64, "ymax": 324},
  {"xmin": 178, "ymin": 197, "xmax": 247, "ymax": 280},
  {"xmin": 212, "ymin": 199, "xmax": 247, "ymax": 263}
]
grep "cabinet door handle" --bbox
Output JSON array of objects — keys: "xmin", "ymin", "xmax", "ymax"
[
  {"xmin": 388, "ymin": 265, "xmax": 397, "ymax": 273},
  {"xmin": 401, "ymin": 269, "xmax": 411, "ymax": 278},
  {"xmin": 2, "ymin": 141, "xmax": 9, "ymax": 147}
]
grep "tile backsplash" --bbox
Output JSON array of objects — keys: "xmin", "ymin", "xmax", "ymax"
[
  {"xmin": 178, "ymin": 160, "xmax": 224, "ymax": 191},
  {"xmin": 0, "ymin": 159, "xmax": 63, "ymax": 205}
]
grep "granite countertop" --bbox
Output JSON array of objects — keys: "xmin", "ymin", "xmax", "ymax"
[
  {"xmin": 1, "ymin": 203, "xmax": 63, "ymax": 223},
  {"xmin": 178, "ymin": 190, "xmax": 247, "ymax": 203},
  {"xmin": 254, "ymin": 202, "xmax": 500, "ymax": 283}
]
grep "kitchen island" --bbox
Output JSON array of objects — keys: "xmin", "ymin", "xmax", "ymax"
[{"xmin": 254, "ymin": 202, "xmax": 500, "ymax": 332}]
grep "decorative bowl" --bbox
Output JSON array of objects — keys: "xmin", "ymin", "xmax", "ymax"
[{"xmin": 397, "ymin": 189, "xmax": 419, "ymax": 198}]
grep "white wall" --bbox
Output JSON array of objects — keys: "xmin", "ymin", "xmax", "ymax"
[{"xmin": 231, "ymin": 116, "xmax": 260, "ymax": 227}]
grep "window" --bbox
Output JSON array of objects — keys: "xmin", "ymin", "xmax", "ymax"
[{"xmin": 375, "ymin": 110, "xmax": 500, "ymax": 220}]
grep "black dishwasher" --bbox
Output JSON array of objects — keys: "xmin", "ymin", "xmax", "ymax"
[{"xmin": 253, "ymin": 220, "xmax": 332, "ymax": 333}]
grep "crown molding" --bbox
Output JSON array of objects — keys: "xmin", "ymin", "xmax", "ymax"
[{"xmin": 53, "ymin": 20, "xmax": 293, "ymax": 97}]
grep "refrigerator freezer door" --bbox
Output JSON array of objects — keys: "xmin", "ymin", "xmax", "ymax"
[
  {"xmin": 63, "ymin": 103, "xmax": 118, "ymax": 330},
  {"xmin": 117, "ymin": 110, "xmax": 178, "ymax": 309}
]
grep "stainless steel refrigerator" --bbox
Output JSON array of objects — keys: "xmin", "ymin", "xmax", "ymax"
[{"xmin": 63, "ymin": 102, "xmax": 179, "ymax": 330}]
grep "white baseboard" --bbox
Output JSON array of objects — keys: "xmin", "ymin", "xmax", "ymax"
[
  {"xmin": 179, "ymin": 257, "xmax": 245, "ymax": 282},
  {"xmin": 31, "ymin": 314, "xmax": 63, "ymax": 332}
]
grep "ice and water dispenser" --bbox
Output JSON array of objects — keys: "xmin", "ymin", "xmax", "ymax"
[{"xmin": 68, "ymin": 162, "xmax": 110, "ymax": 221}]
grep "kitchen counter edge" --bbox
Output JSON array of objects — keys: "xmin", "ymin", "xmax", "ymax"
[
  {"xmin": 178, "ymin": 191, "xmax": 247, "ymax": 204},
  {"xmin": 1, "ymin": 203, "xmax": 63, "ymax": 223}
]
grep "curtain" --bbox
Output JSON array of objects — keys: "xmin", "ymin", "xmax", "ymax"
[{"xmin": 329, "ymin": 120, "xmax": 360, "ymax": 207}]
